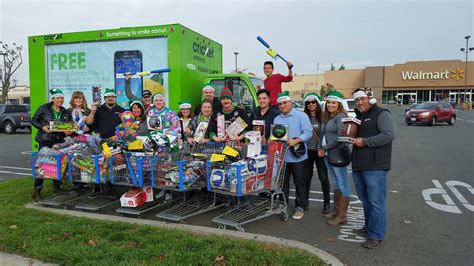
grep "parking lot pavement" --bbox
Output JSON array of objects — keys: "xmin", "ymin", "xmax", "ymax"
[
  {"xmin": 0, "ymin": 130, "xmax": 33, "ymax": 181},
  {"xmin": 1, "ymin": 106, "xmax": 473, "ymax": 265}
]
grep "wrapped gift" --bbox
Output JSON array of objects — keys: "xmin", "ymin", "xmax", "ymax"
[
  {"xmin": 120, "ymin": 189, "xmax": 147, "ymax": 208},
  {"xmin": 49, "ymin": 121, "xmax": 79, "ymax": 132}
]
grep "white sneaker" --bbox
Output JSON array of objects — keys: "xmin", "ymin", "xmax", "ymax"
[{"xmin": 292, "ymin": 207, "xmax": 304, "ymax": 220}]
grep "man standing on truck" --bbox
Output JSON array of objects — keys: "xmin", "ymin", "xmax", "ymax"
[
  {"xmin": 194, "ymin": 84, "xmax": 222, "ymax": 116},
  {"xmin": 86, "ymin": 88, "xmax": 124, "ymax": 139},
  {"xmin": 263, "ymin": 61, "xmax": 294, "ymax": 108}
]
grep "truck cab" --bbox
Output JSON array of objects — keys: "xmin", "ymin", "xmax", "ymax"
[{"xmin": 203, "ymin": 73, "xmax": 264, "ymax": 115}]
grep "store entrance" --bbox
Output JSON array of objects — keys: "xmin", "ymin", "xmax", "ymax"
[{"xmin": 396, "ymin": 92, "xmax": 416, "ymax": 105}]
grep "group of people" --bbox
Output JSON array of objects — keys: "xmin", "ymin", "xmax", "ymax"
[{"xmin": 31, "ymin": 60, "xmax": 396, "ymax": 249}]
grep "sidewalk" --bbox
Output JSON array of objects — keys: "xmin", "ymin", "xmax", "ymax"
[{"xmin": 0, "ymin": 252, "xmax": 56, "ymax": 266}]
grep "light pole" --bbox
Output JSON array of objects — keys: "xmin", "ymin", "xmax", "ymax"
[
  {"xmin": 460, "ymin": 35, "xmax": 474, "ymax": 109},
  {"xmin": 233, "ymin": 52, "xmax": 239, "ymax": 73}
]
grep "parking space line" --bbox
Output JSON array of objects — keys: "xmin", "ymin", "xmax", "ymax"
[
  {"xmin": 0, "ymin": 165, "xmax": 31, "ymax": 171},
  {"xmin": 0, "ymin": 170, "xmax": 30, "ymax": 176},
  {"xmin": 456, "ymin": 118, "xmax": 474, "ymax": 124}
]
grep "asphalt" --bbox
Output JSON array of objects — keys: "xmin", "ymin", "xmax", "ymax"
[{"xmin": 1, "ymin": 106, "xmax": 473, "ymax": 265}]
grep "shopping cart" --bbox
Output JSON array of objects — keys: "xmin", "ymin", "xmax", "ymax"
[
  {"xmin": 208, "ymin": 141, "xmax": 289, "ymax": 232},
  {"xmin": 155, "ymin": 142, "xmax": 228, "ymax": 222},
  {"xmin": 67, "ymin": 153, "xmax": 108, "ymax": 184}
]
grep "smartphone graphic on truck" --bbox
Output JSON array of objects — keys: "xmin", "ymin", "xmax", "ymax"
[{"xmin": 114, "ymin": 50, "xmax": 143, "ymax": 109}]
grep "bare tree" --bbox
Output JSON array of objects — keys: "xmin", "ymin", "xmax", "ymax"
[{"xmin": 0, "ymin": 42, "xmax": 23, "ymax": 104}]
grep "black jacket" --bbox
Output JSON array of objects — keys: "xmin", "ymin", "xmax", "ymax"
[
  {"xmin": 32, "ymin": 102, "xmax": 72, "ymax": 145},
  {"xmin": 250, "ymin": 106, "xmax": 280, "ymax": 140},
  {"xmin": 351, "ymin": 105, "xmax": 394, "ymax": 171}
]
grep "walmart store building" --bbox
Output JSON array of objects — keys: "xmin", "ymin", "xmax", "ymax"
[{"xmin": 284, "ymin": 60, "xmax": 474, "ymax": 105}]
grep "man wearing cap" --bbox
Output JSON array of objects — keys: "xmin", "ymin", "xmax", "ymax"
[
  {"xmin": 351, "ymin": 89, "xmax": 396, "ymax": 249},
  {"xmin": 86, "ymin": 88, "xmax": 125, "ymax": 139},
  {"xmin": 206, "ymin": 86, "xmax": 251, "ymax": 143},
  {"xmin": 124, "ymin": 73, "xmax": 152, "ymax": 110},
  {"xmin": 31, "ymin": 89, "xmax": 73, "ymax": 201},
  {"xmin": 273, "ymin": 91, "xmax": 313, "ymax": 220},
  {"xmin": 250, "ymin": 89, "xmax": 280, "ymax": 141},
  {"xmin": 263, "ymin": 61, "xmax": 294, "ymax": 108},
  {"xmin": 194, "ymin": 84, "xmax": 222, "ymax": 116}
]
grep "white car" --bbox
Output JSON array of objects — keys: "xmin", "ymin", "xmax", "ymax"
[{"xmin": 321, "ymin": 99, "xmax": 356, "ymax": 118}]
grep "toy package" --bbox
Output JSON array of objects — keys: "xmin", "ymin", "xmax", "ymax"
[
  {"xmin": 193, "ymin": 122, "xmax": 209, "ymax": 143},
  {"xmin": 226, "ymin": 117, "xmax": 248, "ymax": 138},
  {"xmin": 252, "ymin": 120, "xmax": 265, "ymax": 138},
  {"xmin": 49, "ymin": 121, "xmax": 79, "ymax": 132},
  {"xmin": 270, "ymin": 124, "xmax": 288, "ymax": 141},
  {"xmin": 217, "ymin": 114, "xmax": 225, "ymax": 138}
]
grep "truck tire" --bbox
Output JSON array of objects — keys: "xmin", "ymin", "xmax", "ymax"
[{"xmin": 4, "ymin": 121, "xmax": 16, "ymax": 134}]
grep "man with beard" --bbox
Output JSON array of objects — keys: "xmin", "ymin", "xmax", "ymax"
[{"xmin": 86, "ymin": 88, "xmax": 125, "ymax": 139}]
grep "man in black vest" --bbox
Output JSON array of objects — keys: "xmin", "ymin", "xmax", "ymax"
[{"xmin": 351, "ymin": 89, "xmax": 396, "ymax": 249}]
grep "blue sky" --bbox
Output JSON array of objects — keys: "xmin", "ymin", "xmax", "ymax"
[{"xmin": 1, "ymin": 0, "xmax": 473, "ymax": 85}]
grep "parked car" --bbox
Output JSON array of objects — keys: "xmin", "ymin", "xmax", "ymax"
[
  {"xmin": 293, "ymin": 101, "xmax": 304, "ymax": 112},
  {"xmin": 342, "ymin": 99, "xmax": 356, "ymax": 118},
  {"xmin": 405, "ymin": 102, "xmax": 456, "ymax": 126},
  {"xmin": 405, "ymin": 103, "xmax": 418, "ymax": 114},
  {"xmin": 0, "ymin": 104, "xmax": 31, "ymax": 134}
]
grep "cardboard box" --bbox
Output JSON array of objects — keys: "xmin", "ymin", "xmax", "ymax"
[
  {"xmin": 265, "ymin": 141, "xmax": 285, "ymax": 189},
  {"xmin": 120, "ymin": 189, "xmax": 146, "ymax": 208}
]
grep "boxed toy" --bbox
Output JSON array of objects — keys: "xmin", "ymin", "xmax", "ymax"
[
  {"xmin": 226, "ymin": 117, "xmax": 248, "ymax": 138},
  {"xmin": 120, "ymin": 189, "xmax": 147, "ymax": 208},
  {"xmin": 49, "ymin": 121, "xmax": 79, "ymax": 132},
  {"xmin": 265, "ymin": 141, "xmax": 285, "ymax": 189},
  {"xmin": 243, "ymin": 131, "xmax": 262, "ymax": 157},
  {"xmin": 217, "ymin": 114, "xmax": 225, "ymax": 138},
  {"xmin": 252, "ymin": 120, "xmax": 265, "ymax": 138},
  {"xmin": 247, "ymin": 155, "xmax": 267, "ymax": 176},
  {"xmin": 270, "ymin": 124, "xmax": 288, "ymax": 141}
]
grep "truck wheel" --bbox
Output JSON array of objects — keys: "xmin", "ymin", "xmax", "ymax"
[
  {"xmin": 4, "ymin": 121, "xmax": 16, "ymax": 134},
  {"xmin": 430, "ymin": 117, "xmax": 437, "ymax": 126},
  {"xmin": 448, "ymin": 116, "xmax": 455, "ymax": 126}
]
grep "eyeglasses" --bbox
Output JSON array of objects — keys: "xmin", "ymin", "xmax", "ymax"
[{"xmin": 306, "ymin": 101, "xmax": 317, "ymax": 105}]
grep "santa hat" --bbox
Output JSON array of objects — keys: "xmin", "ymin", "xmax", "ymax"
[
  {"xmin": 49, "ymin": 89, "xmax": 64, "ymax": 99},
  {"xmin": 202, "ymin": 84, "xmax": 215, "ymax": 92},
  {"xmin": 220, "ymin": 86, "xmax": 233, "ymax": 100},
  {"xmin": 179, "ymin": 100, "xmax": 192, "ymax": 109},
  {"xmin": 326, "ymin": 90, "xmax": 344, "ymax": 103},
  {"xmin": 304, "ymin": 92, "xmax": 322, "ymax": 103},
  {"xmin": 353, "ymin": 90, "xmax": 377, "ymax": 105},
  {"xmin": 153, "ymin": 93, "xmax": 166, "ymax": 102},
  {"xmin": 103, "ymin": 88, "xmax": 116, "ymax": 97},
  {"xmin": 277, "ymin": 91, "xmax": 291, "ymax": 103}
]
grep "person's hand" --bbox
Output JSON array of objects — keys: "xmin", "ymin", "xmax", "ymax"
[
  {"xmin": 352, "ymin": 138, "xmax": 365, "ymax": 147},
  {"xmin": 42, "ymin": 126, "xmax": 51, "ymax": 133},
  {"xmin": 91, "ymin": 103, "xmax": 98, "ymax": 113},
  {"xmin": 64, "ymin": 130, "xmax": 73, "ymax": 136},
  {"xmin": 287, "ymin": 137, "xmax": 300, "ymax": 147},
  {"xmin": 228, "ymin": 135, "xmax": 241, "ymax": 142},
  {"xmin": 184, "ymin": 127, "xmax": 192, "ymax": 135},
  {"xmin": 187, "ymin": 138, "xmax": 195, "ymax": 145},
  {"xmin": 111, "ymin": 135, "xmax": 119, "ymax": 142},
  {"xmin": 287, "ymin": 61, "xmax": 294, "ymax": 70},
  {"xmin": 213, "ymin": 136, "xmax": 226, "ymax": 143},
  {"xmin": 124, "ymin": 73, "xmax": 132, "ymax": 81},
  {"xmin": 318, "ymin": 149, "xmax": 325, "ymax": 158},
  {"xmin": 83, "ymin": 125, "xmax": 89, "ymax": 132},
  {"xmin": 199, "ymin": 139, "xmax": 209, "ymax": 144}
]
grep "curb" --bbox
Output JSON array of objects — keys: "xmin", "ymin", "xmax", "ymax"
[
  {"xmin": 25, "ymin": 203, "xmax": 343, "ymax": 266},
  {"xmin": 0, "ymin": 252, "xmax": 57, "ymax": 266}
]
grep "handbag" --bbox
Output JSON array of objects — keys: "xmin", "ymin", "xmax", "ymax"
[{"xmin": 327, "ymin": 142, "xmax": 351, "ymax": 167}]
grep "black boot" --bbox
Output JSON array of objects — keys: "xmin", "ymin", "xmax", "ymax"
[
  {"xmin": 32, "ymin": 188, "xmax": 42, "ymax": 202},
  {"xmin": 322, "ymin": 201, "xmax": 331, "ymax": 214}
]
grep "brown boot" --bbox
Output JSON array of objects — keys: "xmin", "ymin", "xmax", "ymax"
[
  {"xmin": 32, "ymin": 188, "xmax": 42, "ymax": 202},
  {"xmin": 324, "ymin": 191, "xmax": 341, "ymax": 219},
  {"xmin": 327, "ymin": 196, "xmax": 350, "ymax": 225}
]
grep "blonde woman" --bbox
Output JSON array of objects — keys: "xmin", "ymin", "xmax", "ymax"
[{"xmin": 67, "ymin": 91, "xmax": 91, "ymax": 134}]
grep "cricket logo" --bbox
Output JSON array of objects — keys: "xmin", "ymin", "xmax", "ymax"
[{"xmin": 193, "ymin": 36, "xmax": 215, "ymax": 59}]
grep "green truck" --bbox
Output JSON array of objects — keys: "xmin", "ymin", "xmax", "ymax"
[{"xmin": 28, "ymin": 23, "xmax": 263, "ymax": 150}]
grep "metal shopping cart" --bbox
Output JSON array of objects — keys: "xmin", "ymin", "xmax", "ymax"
[
  {"xmin": 208, "ymin": 141, "xmax": 289, "ymax": 232},
  {"xmin": 154, "ymin": 142, "xmax": 228, "ymax": 223}
]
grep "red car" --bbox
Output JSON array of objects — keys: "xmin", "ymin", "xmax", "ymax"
[{"xmin": 405, "ymin": 101, "xmax": 456, "ymax": 126}]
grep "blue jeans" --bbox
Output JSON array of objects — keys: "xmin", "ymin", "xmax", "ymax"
[
  {"xmin": 352, "ymin": 170, "xmax": 388, "ymax": 240},
  {"xmin": 324, "ymin": 157, "xmax": 350, "ymax": 197}
]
